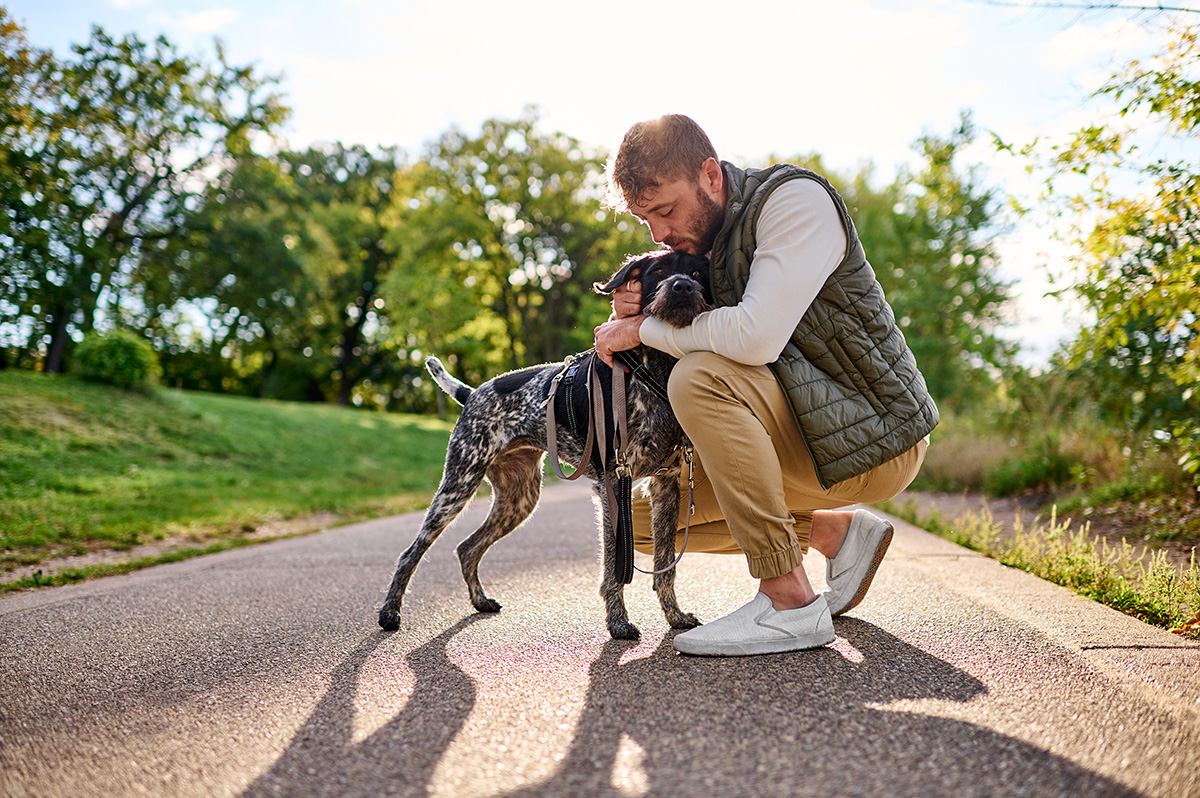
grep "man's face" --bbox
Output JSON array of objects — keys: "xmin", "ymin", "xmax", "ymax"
[{"xmin": 628, "ymin": 163, "xmax": 725, "ymax": 256}]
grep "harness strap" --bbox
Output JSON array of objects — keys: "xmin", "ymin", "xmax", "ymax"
[
  {"xmin": 614, "ymin": 350, "xmax": 670, "ymax": 404},
  {"xmin": 546, "ymin": 356, "xmax": 594, "ymax": 482}
]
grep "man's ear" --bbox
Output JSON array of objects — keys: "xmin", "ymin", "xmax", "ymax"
[{"xmin": 699, "ymin": 157, "xmax": 723, "ymax": 196}]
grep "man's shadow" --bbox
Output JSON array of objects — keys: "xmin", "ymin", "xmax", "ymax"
[
  {"xmin": 243, "ymin": 617, "xmax": 1144, "ymax": 798},
  {"xmin": 496, "ymin": 619, "xmax": 1145, "ymax": 798}
]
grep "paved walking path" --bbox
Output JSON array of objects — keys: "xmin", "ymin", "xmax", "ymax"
[{"xmin": 2, "ymin": 480, "xmax": 1197, "ymax": 797}]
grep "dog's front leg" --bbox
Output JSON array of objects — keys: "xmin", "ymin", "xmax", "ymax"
[
  {"xmin": 595, "ymin": 480, "xmax": 639, "ymax": 640},
  {"xmin": 646, "ymin": 473, "xmax": 701, "ymax": 629}
]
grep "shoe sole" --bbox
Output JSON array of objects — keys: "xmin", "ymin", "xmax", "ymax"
[
  {"xmin": 673, "ymin": 626, "xmax": 836, "ymax": 657},
  {"xmin": 830, "ymin": 521, "xmax": 893, "ymax": 617}
]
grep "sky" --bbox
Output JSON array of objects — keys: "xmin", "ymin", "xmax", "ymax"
[{"xmin": 7, "ymin": 0, "xmax": 1196, "ymax": 365}]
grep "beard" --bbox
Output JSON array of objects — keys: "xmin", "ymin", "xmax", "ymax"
[{"xmin": 665, "ymin": 185, "xmax": 724, "ymax": 255}]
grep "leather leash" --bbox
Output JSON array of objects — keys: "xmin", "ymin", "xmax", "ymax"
[{"xmin": 545, "ymin": 352, "xmax": 693, "ymax": 584}]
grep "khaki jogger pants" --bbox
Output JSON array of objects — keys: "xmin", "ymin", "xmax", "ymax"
[{"xmin": 630, "ymin": 351, "xmax": 927, "ymax": 580}]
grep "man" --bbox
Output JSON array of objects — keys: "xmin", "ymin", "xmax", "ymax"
[{"xmin": 594, "ymin": 114, "xmax": 936, "ymax": 657}]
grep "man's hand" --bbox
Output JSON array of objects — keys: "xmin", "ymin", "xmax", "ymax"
[
  {"xmin": 594, "ymin": 315, "xmax": 646, "ymax": 367},
  {"xmin": 611, "ymin": 276, "xmax": 642, "ymax": 319}
]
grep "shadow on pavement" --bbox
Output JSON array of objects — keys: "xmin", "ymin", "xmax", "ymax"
[
  {"xmin": 242, "ymin": 616, "xmax": 1145, "ymax": 798},
  {"xmin": 241, "ymin": 615, "xmax": 482, "ymax": 798}
]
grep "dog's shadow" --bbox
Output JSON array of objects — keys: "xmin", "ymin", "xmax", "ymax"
[
  {"xmin": 241, "ymin": 617, "xmax": 1144, "ymax": 798},
  {"xmin": 240, "ymin": 616, "xmax": 483, "ymax": 798}
]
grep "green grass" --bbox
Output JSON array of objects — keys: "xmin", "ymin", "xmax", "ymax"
[
  {"xmin": 880, "ymin": 497, "xmax": 1200, "ymax": 639},
  {"xmin": 0, "ymin": 370, "xmax": 454, "ymax": 582}
]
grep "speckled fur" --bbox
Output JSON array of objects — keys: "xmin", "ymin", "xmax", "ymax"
[{"xmin": 378, "ymin": 251, "xmax": 711, "ymax": 640}]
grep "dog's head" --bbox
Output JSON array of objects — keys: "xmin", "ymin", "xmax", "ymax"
[{"xmin": 594, "ymin": 251, "xmax": 712, "ymax": 328}]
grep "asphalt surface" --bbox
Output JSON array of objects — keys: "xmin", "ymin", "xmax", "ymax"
[{"xmin": 2, "ymin": 480, "xmax": 1198, "ymax": 798}]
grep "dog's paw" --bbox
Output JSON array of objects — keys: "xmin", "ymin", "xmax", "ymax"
[
  {"xmin": 378, "ymin": 608, "xmax": 401, "ymax": 632},
  {"xmin": 668, "ymin": 611, "xmax": 702, "ymax": 630},
  {"xmin": 473, "ymin": 597, "xmax": 502, "ymax": 614},
  {"xmin": 608, "ymin": 620, "xmax": 641, "ymax": 640}
]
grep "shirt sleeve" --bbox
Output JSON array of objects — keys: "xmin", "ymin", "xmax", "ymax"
[{"xmin": 639, "ymin": 177, "xmax": 848, "ymax": 366}]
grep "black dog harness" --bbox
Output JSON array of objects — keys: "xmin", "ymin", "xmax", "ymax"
[{"xmin": 545, "ymin": 350, "xmax": 693, "ymax": 585}]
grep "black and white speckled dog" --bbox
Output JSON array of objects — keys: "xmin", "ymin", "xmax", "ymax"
[{"xmin": 377, "ymin": 250, "xmax": 712, "ymax": 640}]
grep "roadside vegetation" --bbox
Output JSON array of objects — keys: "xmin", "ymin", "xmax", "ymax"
[
  {"xmin": 884, "ymin": 495, "xmax": 1200, "ymax": 638},
  {"xmin": 898, "ymin": 386, "xmax": 1200, "ymax": 638},
  {"xmin": 0, "ymin": 370, "xmax": 451, "ymax": 591}
]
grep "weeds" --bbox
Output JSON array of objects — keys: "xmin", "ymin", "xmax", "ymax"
[
  {"xmin": 881, "ymin": 498, "xmax": 1200, "ymax": 639},
  {"xmin": 0, "ymin": 537, "xmax": 264, "ymax": 594}
]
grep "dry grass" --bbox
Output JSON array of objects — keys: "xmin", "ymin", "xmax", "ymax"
[{"xmin": 882, "ymin": 497, "xmax": 1200, "ymax": 638}]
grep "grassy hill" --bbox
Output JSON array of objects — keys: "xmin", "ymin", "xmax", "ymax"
[{"xmin": 0, "ymin": 370, "xmax": 454, "ymax": 589}]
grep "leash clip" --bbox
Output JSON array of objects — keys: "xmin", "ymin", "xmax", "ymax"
[
  {"xmin": 683, "ymin": 442, "xmax": 696, "ymax": 514},
  {"xmin": 614, "ymin": 450, "xmax": 630, "ymax": 479}
]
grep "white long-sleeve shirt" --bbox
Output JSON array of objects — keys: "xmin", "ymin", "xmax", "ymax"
[{"xmin": 639, "ymin": 178, "xmax": 848, "ymax": 366}]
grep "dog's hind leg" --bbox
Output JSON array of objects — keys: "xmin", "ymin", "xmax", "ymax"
[
  {"xmin": 456, "ymin": 443, "xmax": 545, "ymax": 614},
  {"xmin": 378, "ymin": 441, "xmax": 492, "ymax": 632},
  {"xmin": 646, "ymin": 473, "xmax": 701, "ymax": 630}
]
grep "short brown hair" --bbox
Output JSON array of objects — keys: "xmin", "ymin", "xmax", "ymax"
[{"xmin": 604, "ymin": 114, "xmax": 718, "ymax": 212}]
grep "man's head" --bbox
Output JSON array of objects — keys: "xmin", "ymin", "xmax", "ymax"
[{"xmin": 605, "ymin": 114, "xmax": 726, "ymax": 256}]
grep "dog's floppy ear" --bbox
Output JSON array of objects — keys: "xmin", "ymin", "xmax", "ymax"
[{"xmin": 593, "ymin": 254, "xmax": 647, "ymax": 295}]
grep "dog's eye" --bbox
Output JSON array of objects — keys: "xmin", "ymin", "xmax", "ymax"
[{"xmin": 692, "ymin": 271, "xmax": 701, "ymax": 279}]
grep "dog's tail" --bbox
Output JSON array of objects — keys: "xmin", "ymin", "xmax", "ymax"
[{"xmin": 425, "ymin": 357, "xmax": 473, "ymax": 406}]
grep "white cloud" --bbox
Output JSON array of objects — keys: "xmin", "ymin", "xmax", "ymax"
[
  {"xmin": 108, "ymin": 0, "xmax": 152, "ymax": 9},
  {"xmin": 176, "ymin": 8, "xmax": 241, "ymax": 34}
]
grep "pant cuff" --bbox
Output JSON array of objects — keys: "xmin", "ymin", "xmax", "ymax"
[{"xmin": 745, "ymin": 541, "xmax": 806, "ymax": 580}]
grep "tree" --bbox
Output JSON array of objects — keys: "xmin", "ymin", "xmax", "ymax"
[
  {"xmin": 0, "ymin": 24, "xmax": 287, "ymax": 373},
  {"xmin": 282, "ymin": 143, "xmax": 408, "ymax": 405},
  {"xmin": 134, "ymin": 153, "xmax": 312, "ymax": 397},
  {"xmin": 0, "ymin": 11, "xmax": 54, "ymax": 369},
  {"xmin": 139, "ymin": 143, "xmax": 411, "ymax": 406},
  {"xmin": 392, "ymin": 108, "xmax": 651, "ymax": 382},
  {"xmin": 887, "ymin": 114, "xmax": 1016, "ymax": 411},
  {"xmin": 1006, "ymin": 21, "xmax": 1199, "ymax": 474}
]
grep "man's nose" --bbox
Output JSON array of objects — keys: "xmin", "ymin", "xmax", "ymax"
[{"xmin": 647, "ymin": 219, "xmax": 670, "ymax": 243}]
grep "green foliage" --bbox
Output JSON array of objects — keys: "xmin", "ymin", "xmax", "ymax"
[
  {"xmin": 73, "ymin": 329, "xmax": 161, "ymax": 391},
  {"xmin": 135, "ymin": 108, "xmax": 647, "ymax": 411},
  {"xmin": 0, "ymin": 21, "xmax": 287, "ymax": 374},
  {"xmin": 142, "ymin": 143, "xmax": 406, "ymax": 405},
  {"xmin": 981, "ymin": 433, "xmax": 1074, "ymax": 495},
  {"xmin": 1175, "ymin": 420, "xmax": 1200, "ymax": 480},
  {"xmin": 1016, "ymin": 22, "xmax": 1200, "ymax": 484},
  {"xmin": 380, "ymin": 107, "xmax": 651, "ymax": 403}
]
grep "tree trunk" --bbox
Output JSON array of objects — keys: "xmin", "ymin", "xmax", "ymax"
[{"xmin": 43, "ymin": 308, "xmax": 71, "ymax": 374}]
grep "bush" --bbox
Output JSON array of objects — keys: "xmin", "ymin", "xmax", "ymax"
[
  {"xmin": 983, "ymin": 433, "xmax": 1074, "ymax": 496},
  {"xmin": 74, "ymin": 330, "xmax": 161, "ymax": 391}
]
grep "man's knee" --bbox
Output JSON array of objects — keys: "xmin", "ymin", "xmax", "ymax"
[{"xmin": 667, "ymin": 351, "xmax": 729, "ymax": 404}]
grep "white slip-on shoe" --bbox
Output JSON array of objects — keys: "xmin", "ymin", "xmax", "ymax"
[
  {"xmin": 672, "ymin": 593, "xmax": 835, "ymax": 656},
  {"xmin": 824, "ymin": 509, "xmax": 894, "ymax": 617}
]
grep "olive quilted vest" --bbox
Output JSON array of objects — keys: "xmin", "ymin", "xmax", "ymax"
[{"xmin": 709, "ymin": 162, "xmax": 939, "ymax": 488}]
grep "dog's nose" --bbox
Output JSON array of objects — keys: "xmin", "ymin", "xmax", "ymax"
[{"xmin": 671, "ymin": 281, "xmax": 695, "ymax": 294}]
